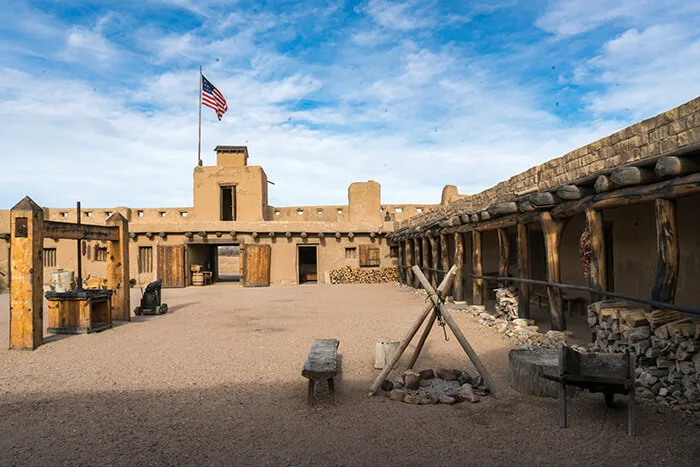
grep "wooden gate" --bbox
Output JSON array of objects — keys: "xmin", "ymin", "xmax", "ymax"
[
  {"xmin": 241, "ymin": 244, "xmax": 271, "ymax": 287},
  {"xmin": 157, "ymin": 245, "xmax": 186, "ymax": 288}
]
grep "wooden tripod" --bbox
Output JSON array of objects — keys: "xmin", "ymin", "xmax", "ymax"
[{"xmin": 369, "ymin": 265, "xmax": 499, "ymax": 398}]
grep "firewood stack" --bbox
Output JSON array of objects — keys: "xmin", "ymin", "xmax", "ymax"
[
  {"xmin": 588, "ymin": 300, "xmax": 700, "ymax": 409},
  {"xmin": 329, "ymin": 265, "xmax": 399, "ymax": 284},
  {"xmin": 494, "ymin": 287, "xmax": 519, "ymax": 320}
]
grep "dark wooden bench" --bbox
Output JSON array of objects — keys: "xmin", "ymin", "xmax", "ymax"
[
  {"xmin": 302, "ymin": 339, "xmax": 339, "ymax": 405},
  {"xmin": 536, "ymin": 292, "xmax": 585, "ymax": 317},
  {"xmin": 542, "ymin": 346, "xmax": 636, "ymax": 436}
]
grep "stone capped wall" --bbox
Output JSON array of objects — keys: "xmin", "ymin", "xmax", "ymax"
[{"xmin": 400, "ymin": 96, "xmax": 700, "ymax": 229}]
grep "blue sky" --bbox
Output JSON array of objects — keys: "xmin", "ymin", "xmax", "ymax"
[{"xmin": 2, "ymin": 0, "xmax": 700, "ymax": 208}]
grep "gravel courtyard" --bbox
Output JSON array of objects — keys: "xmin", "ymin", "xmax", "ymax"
[{"xmin": 0, "ymin": 284, "xmax": 697, "ymax": 466}]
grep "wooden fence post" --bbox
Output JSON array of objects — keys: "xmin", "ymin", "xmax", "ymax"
[
  {"xmin": 428, "ymin": 233, "xmax": 439, "ymax": 288},
  {"xmin": 651, "ymin": 199, "xmax": 679, "ymax": 303},
  {"xmin": 10, "ymin": 196, "xmax": 44, "ymax": 350}
]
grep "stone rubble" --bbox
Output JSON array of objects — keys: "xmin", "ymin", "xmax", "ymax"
[{"xmin": 382, "ymin": 368, "xmax": 492, "ymax": 406}]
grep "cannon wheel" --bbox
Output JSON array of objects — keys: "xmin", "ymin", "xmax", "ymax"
[{"xmin": 134, "ymin": 306, "xmax": 142, "ymax": 316}]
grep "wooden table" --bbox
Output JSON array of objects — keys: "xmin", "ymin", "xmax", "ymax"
[{"xmin": 46, "ymin": 289, "xmax": 113, "ymax": 334}]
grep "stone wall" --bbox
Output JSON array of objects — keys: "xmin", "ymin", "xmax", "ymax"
[{"xmin": 400, "ymin": 96, "xmax": 700, "ymax": 229}]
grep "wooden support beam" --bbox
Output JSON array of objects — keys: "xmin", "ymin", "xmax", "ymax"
[
  {"xmin": 594, "ymin": 175, "xmax": 614, "ymax": 193},
  {"xmin": 585, "ymin": 208, "xmax": 607, "ymax": 303},
  {"xmin": 480, "ymin": 211, "xmax": 491, "ymax": 221},
  {"xmin": 651, "ymin": 199, "xmax": 679, "ymax": 304},
  {"xmin": 411, "ymin": 266, "xmax": 499, "ymax": 398},
  {"xmin": 429, "ymin": 235, "xmax": 439, "ymax": 288},
  {"xmin": 654, "ymin": 156, "xmax": 700, "ymax": 178},
  {"xmin": 518, "ymin": 200, "xmax": 536, "ymax": 213},
  {"xmin": 43, "ymin": 221, "xmax": 119, "ymax": 242},
  {"xmin": 472, "ymin": 230, "xmax": 483, "ymax": 306},
  {"xmin": 516, "ymin": 223, "xmax": 530, "ymax": 319},
  {"xmin": 9, "ymin": 196, "xmax": 44, "ymax": 350},
  {"xmin": 405, "ymin": 239, "xmax": 414, "ymax": 287},
  {"xmin": 553, "ymin": 172, "xmax": 700, "ymax": 219},
  {"xmin": 541, "ymin": 212, "xmax": 566, "ymax": 331},
  {"xmin": 422, "ymin": 236, "xmax": 430, "ymax": 283},
  {"xmin": 470, "ymin": 214, "xmax": 479, "ymax": 223},
  {"xmin": 556, "ymin": 184, "xmax": 595, "ymax": 200},
  {"xmin": 413, "ymin": 238, "xmax": 421, "ymax": 288},
  {"xmin": 453, "ymin": 232, "xmax": 465, "ymax": 303},
  {"xmin": 440, "ymin": 233, "xmax": 450, "ymax": 288},
  {"xmin": 610, "ymin": 166, "xmax": 655, "ymax": 187},
  {"xmin": 497, "ymin": 228, "xmax": 509, "ymax": 288},
  {"xmin": 106, "ymin": 213, "xmax": 130, "ymax": 322}
]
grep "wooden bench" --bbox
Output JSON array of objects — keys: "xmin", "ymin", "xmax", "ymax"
[
  {"xmin": 542, "ymin": 346, "xmax": 636, "ymax": 436},
  {"xmin": 302, "ymin": 339, "xmax": 339, "ymax": 405},
  {"xmin": 536, "ymin": 292, "xmax": 585, "ymax": 317}
]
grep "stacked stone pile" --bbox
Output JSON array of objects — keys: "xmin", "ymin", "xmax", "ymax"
[
  {"xmin": 494, "ymin": 287, "xmax": 519, "ymax": 320},
  {"xmin": 381, "ymin": 367, "xmax": 491, "ymax": 405},
  {"xmin": 329, "ymin": 265, "xmax": 398, "ymax": 284},
  {"xmin": 587, "ymin": 300, "xmax": 700, "ymax": 412}
]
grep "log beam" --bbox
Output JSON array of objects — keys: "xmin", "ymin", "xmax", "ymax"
[
  {"xmin": 610, "ymin": 166, "xmax": 655, "ymax": 187},
  {"xmin": 488, "ymin": 202, "xmax": 519, "ymax": 217},
  {"xmin": 429, "ymin": 234, "xmax": 439, "ymax": 288},
  {"xmin": 530, "ymin": 192, "xmax": 557, "ymax": 207},
  {"xmin": 556, "ymin": 184, "xmax": 595, "ymax": 200},
  {"xmin": 594, "ymin": 175, "xmax": 614, "ymax": 193},
  {"xmin": 440, "ymin": 233, "xmax": 450, "ymax": 286},
  {"xmin": 453, "ymin": 232, "xmax": 465, "ymax": 303},
  {"xmin": 516, "ymin": 223, "xmax": 531, "ymax": 319},
  {"xmin": 541, "ymin": 212, "xmax": 566, "ymax": 331},
  {"xmin": 422, "ymin": 236, "xmax": 431, "ymax": 286},
  {"xmin": 651, "ymin": 199, "xmax": 679, "ymax": 304},
  {"xmin": 585, "ymin": 208, "xmax": 607, "ymax": 303},
  {"xmin": 497, "ymin": 228, "xmax": 509, "ymax": 288},
  {"xmin": 404, "ymin": 239, "xmax": 414, "ymax": 287},
  {"xmin": 413, "ymin": 238, "xmax": 421, "ymax": 289},
  {"xmin": 654, "ymin": 156, "xmax": 700, "ymax": 178},
  {"xmin": 43, "ymin": 221, "xmax": 119, "ymax": 242},
  {"xmin": 472, "ymin": 230, "xmax": 483, "ymax": 306}
]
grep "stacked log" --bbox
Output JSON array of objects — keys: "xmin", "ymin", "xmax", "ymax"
[
  {"xmin": 328, "ymin": 266, "xmax": 399, "ymax": 284},
  {"xmin": 494, "ymin": 287, "xmax": 519, "ymax": 320},
  {"xmin": 587, "ymin": 300, "xmax": 700, "ymax": 410}
]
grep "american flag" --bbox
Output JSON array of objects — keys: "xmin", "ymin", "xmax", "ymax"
[{"xmin": 201, "ymin": 75, "xmax": 228, "ymax": 120}]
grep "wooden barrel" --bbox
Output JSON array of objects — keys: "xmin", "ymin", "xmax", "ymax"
[
  {"xmin": 242, "ymin": 244, "xmax": 271, "ymax": 287},
  {"xmin": 192, "ymin": 272, "xmax": 204, "ymax": 286}
]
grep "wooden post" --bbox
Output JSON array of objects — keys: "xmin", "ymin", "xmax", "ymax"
[
  {"xmin": 422, "ymin": 235, "xmax": 430, "ymax": 285},
  {"xmin": 440, "ymin": 233, "xmax": 450, "ymax": 291},
  {"xmin": 429, "ymin": 234, "xmax": 440, "ymax": 288},
  {"xmin": 10, "ymin": 196, "xmax": 44, "ymax": 350},
  {"xmin": 405, "ymin": 239, "xmax": 414, "ymax": 287},
  {"xmin": 368, "ymin": 266, "xmax": 457, "ymax": 396},
  {"xmin": 453, "ymin": 232, "xmax": 465, "ymax": 303},
  {"xmin": 541, "ymin": 212, "xmax": 566, "ymax": 331},
  {"xmin": 516, "ymin": 223, "xmax": 531, "ymax": 319},
  {"xmin": 413, "ymin": 238, "xmax": 421, "ymax": 288},
  {"xmin": 585, "ymin": 208, "xmax": 607, "ymax": 303},
  {"xmin": 106, "ymin": 213, "xmax": 131, "ymax": 321},
  {"xmin": 651, "ymin": 199, "xmax": 679, "ymax": 304},
  {"xmin": 472, "ymin": 230, "xmax": 483, "ymax": 306},
  {"xmin": 412, "ymin": 266, "xmax": 499, "ymax": 398},
  {"xmin": 497, "ymin": 228, "xmax": 509, "ymax": 288}
]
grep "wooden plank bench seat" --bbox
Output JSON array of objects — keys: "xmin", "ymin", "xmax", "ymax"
[
  {"xmin": 541, "ymin": 346, "xmax": 636, "ymax": 436},
  {"xmin": 302, "ymin": 338, "xmax": 339, "ymax": 405}
]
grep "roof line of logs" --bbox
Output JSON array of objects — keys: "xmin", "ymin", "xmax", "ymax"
[{"xmin": 389, "ymin": 153, "xmax": 700, "ymax": 240}]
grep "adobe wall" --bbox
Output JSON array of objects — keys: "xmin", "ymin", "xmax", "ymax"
[
  {"xmin": 193, "ymin": 165, "xmax": 269, "ymax": 221},
  {"xmin": 402, "ymin": 96, "xmax": 700, "ymax": 228}
]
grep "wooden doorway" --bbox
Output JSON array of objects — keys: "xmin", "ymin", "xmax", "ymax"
[
  {"xmin": 157, "ymin": 245, "xmax": 186, "ymax": 288},
  {"xmin": 298, "ymin": 245, "xmax": 318, "ymax": 284},
  {"xmin": 241, "ymin": 244, "xmax": 271, "ymax": 287}
]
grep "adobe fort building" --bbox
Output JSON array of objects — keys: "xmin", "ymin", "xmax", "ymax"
[
  {"xmin": 2, "ymin": 96, "xmax": 700, "ymax": 336},
  {"xmin": 0, "ymin": 146, "xmax": 434, "ymax": 290}
]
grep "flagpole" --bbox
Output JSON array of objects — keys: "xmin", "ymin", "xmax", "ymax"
[{"xmin": 198, "ymin": 65, "xmax": 202, "ymax": 167}]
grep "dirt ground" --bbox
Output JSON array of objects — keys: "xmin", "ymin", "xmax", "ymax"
[{"xmin": 0, "ymin": 284, "xmax": 697, "ymax": 466}]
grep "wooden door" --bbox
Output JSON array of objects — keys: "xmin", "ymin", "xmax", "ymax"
[
  {"xmin": 157, "ymin": 245, "xmax": 186, "ymax": 288},
  {"xmin": 241, "ymin": 244, "xmax": 271, "ymax": 287}
]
